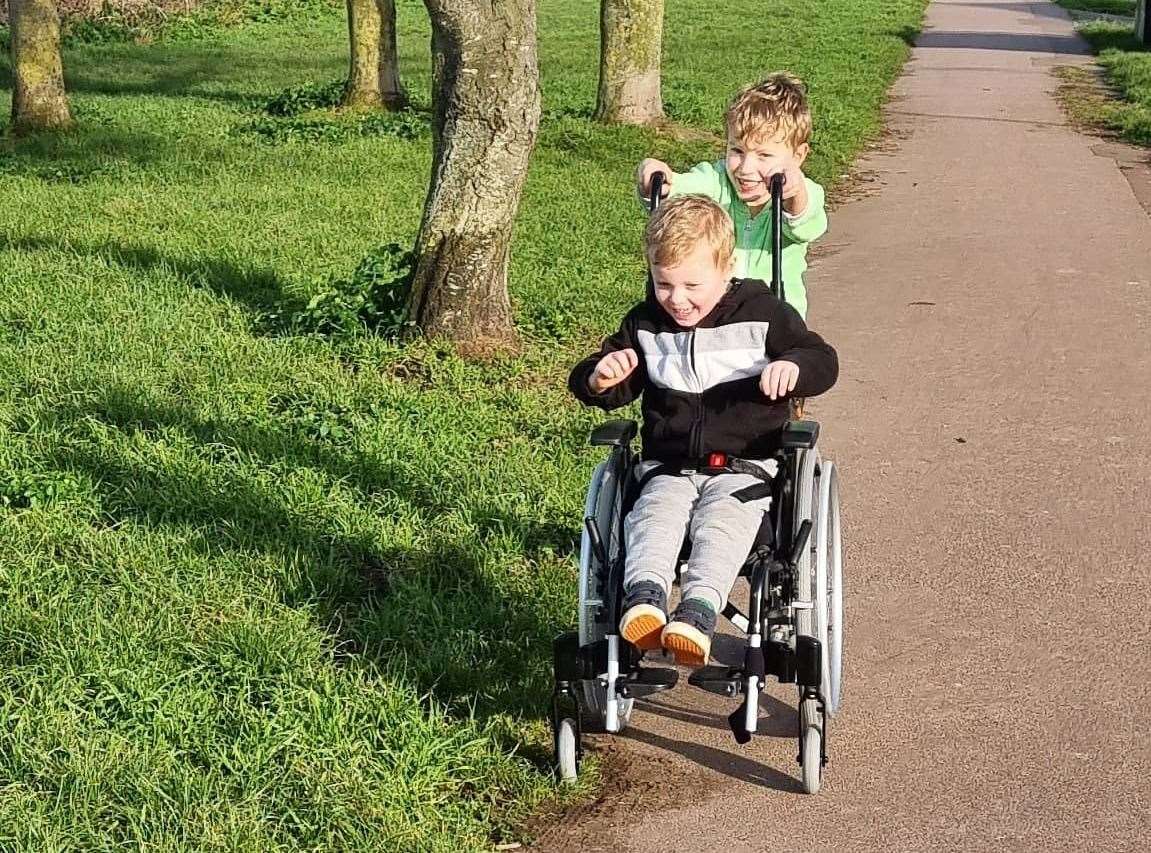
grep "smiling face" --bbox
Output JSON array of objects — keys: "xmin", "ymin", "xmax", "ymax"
[
  {"xmin": 725, "ymin": 131, "xmax": 809, "ymax": 211},
  {"xmin": 645, "ymin": 196, "xmax": 736, "ymax": 328},
  {"xmin": 650, "ymin": 241, "xmax": 733, "ymax": 329}
]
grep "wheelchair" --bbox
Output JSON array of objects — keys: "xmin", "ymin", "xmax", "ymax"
[{"xmin": 550, "ymin": 173, "xmax": 844, "ymax": 795}]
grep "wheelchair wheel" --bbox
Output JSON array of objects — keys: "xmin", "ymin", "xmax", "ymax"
[
  {"xmin": 795, "ymin": 449, "xmax": 827, "ymax": 795},
  {"xmin": 793, "ymin": 448, "xmax": 820, "ymax": 642},
  {"xmin": 556, "ymin": 717, "xmax": 579, "ymax": 782},
  {"xmin": 576, "ymin": 453, "xmax": 634, "ymax": 732},
  {"xmin": 579, "ymin": 459, "xmax": 621, "ymax": 647},
  {"xmin": 815, "ymin": 460, "xmax": 844, "ymax": 715}
]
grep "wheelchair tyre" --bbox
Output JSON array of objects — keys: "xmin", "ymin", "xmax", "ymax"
[
  {"xmin": 577, "ymin": 453, "xmax": 634, "ymax": 733},
  {"xmin": 800, "ymin": 701, "xmax": 823, "ymax": 795},
  {"xmin": 556, "ymin": 717, "xmax": 579, "ymax": 782},
  {"xmin": 579, "ymin": 457, "xmax": 625, "ymax": 648},
  {"xmin": 793, "ymin": 448, "xmax": 820, "ymax": 643},
  {"xmin": 819, "ymin": 458, "xmax": 847, "ymax": 713},
  {"xmin": 815, "ymin": 460, "xmax": 844, "ymax": 715}
]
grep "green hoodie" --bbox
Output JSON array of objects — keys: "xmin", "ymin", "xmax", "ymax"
[{"xmin": 669, "ymin": 159, "xmax": 827, "ymax": 319}]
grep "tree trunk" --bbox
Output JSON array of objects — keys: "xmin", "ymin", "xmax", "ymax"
[
  {"xmin": 594, "ymin": 0, "xmax": 664, "ymax": 125},
  {"xmin": 379, "ymin": 0, "xmax": 408, "ymax": 109},
  {"xmin": 407, "ymin": 0, "xmax": 541, "ymax": 349},
  {"xmin": 344, "ymin": 0, "xmax": 383, "ymax": 109},
  {"xmin": 8, "ymin": 0, "xmax": 72, "ymax": 134},
  {"xmin": 1136, "ymin": 0, "xmax": 1149, "ymax": 48},
  {"xmin": 345, "ymin": 0, "xmax": 407, "ymax": 110}
]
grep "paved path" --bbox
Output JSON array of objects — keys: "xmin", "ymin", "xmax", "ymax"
[{"xmin": 534, "ymin": 1, "xmax": 1151, "ymax": 850}]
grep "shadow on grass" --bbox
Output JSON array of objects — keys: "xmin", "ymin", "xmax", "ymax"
[
  {"xmin": 65, "ymin": 65, "xmax": 262, "ymax": 106},
  {"xmin": 0, "ymin": 232, "xmax": 300, "ymax": 326},
  {"xmin": 1080, "ymin": 25, "xmax": 1147, "ymax": 52},
  {"xmin": 0, "ymin": 68, "xmax": 259, "ymax": 108},
  {"xmin": 0, "ymin": 124, "xmax": 183, "ymax": 175},
  {"xmin": 42, "ymin": 383, "xmax": 571, "ymax": 722},
  {"xmin": 892, "ymin": 24, "xmax": 924, "ymax": 47},
  {"xmin": 1, "ymin": 46, "xmax": 319, "ymax": 106}
]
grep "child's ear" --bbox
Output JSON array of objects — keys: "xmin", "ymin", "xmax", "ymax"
[{"xmin": 793, "ymin": 143, "xmax": 810, "ymax": 167}]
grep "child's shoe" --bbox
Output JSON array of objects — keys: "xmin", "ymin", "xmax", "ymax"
[
  {"xmin": 661, "ymin": 599, "xmax": 717, "ymax": 667},
  {"xmin": 619, "ymin": 581, "xmax": 668, "ymax": 651}
]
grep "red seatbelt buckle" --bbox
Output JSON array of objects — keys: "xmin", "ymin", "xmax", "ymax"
[{"xmin": 706, "ymin": 452, "xmax": 728, "ymax": 470}]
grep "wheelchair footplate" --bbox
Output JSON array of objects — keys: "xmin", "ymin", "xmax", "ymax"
[
  {"xmin": 619, "ymin": 665, "xmax": 678, "ymax": 699},
  {"xmin": 687, "ymin": 665, "xmax": 743, "ymax": 698}
]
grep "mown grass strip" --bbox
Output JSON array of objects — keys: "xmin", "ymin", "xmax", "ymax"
[
  {"xmin": 1059, "ymin": 20, "xmax": 1151, "ymax": 146},
  {"xmin": 1056, "ymin": 0, "xmax": 1136, "ymax": 16}
]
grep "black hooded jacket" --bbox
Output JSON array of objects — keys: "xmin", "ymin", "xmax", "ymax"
[{"xmin": 569, "ymin": 279, "xmax": 839, "ymax": 463}]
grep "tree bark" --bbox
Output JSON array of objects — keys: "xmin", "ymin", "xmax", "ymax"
[
  {"xmin": 1136, "ymin": 0, "xmax": 1149, "ymax": 48},
  {"xmin": 594, "ymin": 0, "xmax": 664, "ymax": 125},
  {"xmin": 344, "ymin": 0, "xmax": 384, "ymax": 109},
  {"xmin": 408, "ymin": 0, "xmax": 541, "ymax": 348},
  {"xmin": 379, "ymin": 0, "xmax": 408, "ymax": 109},
  {"xmin": 344, "ymin": 0, "xmax": 407, "ymax": 110},
  {"xmin": 8, "ymin": 0, "xmax": 72, "ymax": 134}
]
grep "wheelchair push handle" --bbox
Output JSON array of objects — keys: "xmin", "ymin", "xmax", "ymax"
[
  {"xmin": 649, "ymin": 171, "xmax": 667, "ymax": 213},
  {"xmin": 770, "ymin": 172, "xmax": 784, "ymax": 303},
  {"xmin": 644, "ymin": 172, "xmax": 669, "ymax": 301},
  {"xmin": 648, "ymin": 170, "xmax": 784, "ymax": 300},
  {"xmin": 790, "ymin": 518, "xmax": 812, "ymax": 567}
]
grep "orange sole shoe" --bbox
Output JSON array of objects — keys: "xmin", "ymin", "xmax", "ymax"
[
  {"xmin": 620, "ymin": 604, "xmax": 666, "ymax": 651},
  {"xmin": 661, "ymin": 622, "xmax": 711, "ymax": 667}
]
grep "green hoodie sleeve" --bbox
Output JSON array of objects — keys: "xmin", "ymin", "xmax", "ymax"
[
  {"xmin": 781, "ymin": 177, "xmax": 828, "ymax": 244},
  {"xmin": 667, "ymin": 160, "xmax": 728, "ymax": 203}
]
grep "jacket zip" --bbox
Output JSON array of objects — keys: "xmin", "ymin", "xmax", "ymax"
[{"xmin": 689, "ymin": 328, "xmax": 703, "ymax": 460}]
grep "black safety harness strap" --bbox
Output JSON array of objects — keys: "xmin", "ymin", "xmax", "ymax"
[{"xmin": 634, "ymin": 453, "xmax": 776, "ymax": 504}]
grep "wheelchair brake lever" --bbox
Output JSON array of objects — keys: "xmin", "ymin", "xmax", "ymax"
[
  {"xmin": 789, "ymin": 519, "xmax": 812, "ymax": 566},
  {"xmin": 585, "ymin": 517, "xmax": 609, "ymax": 567}
]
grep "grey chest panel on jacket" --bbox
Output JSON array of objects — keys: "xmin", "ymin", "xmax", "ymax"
[{"xmin": 636, "ymin": 321, "xmax": 772, "ymax": 394}]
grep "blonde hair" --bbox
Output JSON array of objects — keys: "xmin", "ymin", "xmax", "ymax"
[
  {"xmin": 645, "ymin": 195, "xmax": 735, "ymax": 269},
  {"xmin": 725, "ymin": 72, "xmax": 812, "ymax": 150}
]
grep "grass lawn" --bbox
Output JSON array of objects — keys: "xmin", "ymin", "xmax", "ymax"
[{"xmin": 1, "ymin": 0, "xmax": 926, "ymax": 848}]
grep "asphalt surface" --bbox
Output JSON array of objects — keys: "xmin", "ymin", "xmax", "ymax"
[{"xmin": 533, "ymin": 0, "xmax": 1151, "ymax": 850}]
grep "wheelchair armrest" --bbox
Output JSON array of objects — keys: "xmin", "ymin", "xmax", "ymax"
[
  {"xmin": 781, "ymin": 419, "xmax": 820, "ymax": 449},
  {"xmin": 589, "ymin": 419, "xmax": 638, "ymax": 447}
]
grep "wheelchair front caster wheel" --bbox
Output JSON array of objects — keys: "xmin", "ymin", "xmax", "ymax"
[
  {"xmin": 556, "ymin": 718, "xmax": 579, "ymax": 783},
  {"xmin": 801, "ymin": 725, "xmax": 822, "ymax": 794},
  {"xmin": 799, "ymin": 700, "xmax": 824, "ymax": 794}
]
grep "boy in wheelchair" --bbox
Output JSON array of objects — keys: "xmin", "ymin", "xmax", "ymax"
[{"xmin": 568, "ymin": 195, "xmax": 838, "ymax": 667}]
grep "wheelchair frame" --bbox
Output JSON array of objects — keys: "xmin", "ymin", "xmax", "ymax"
[{"xmin": 551, "ymin": 418, "xmax": 843, "ymax": 793}]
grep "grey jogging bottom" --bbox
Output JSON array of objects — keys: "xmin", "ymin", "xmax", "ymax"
[{"xmin": 623, "ymin": 458, "xmax": 778, "ymax": 614}]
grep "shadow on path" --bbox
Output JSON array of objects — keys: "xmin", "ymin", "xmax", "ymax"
[
  {"xmin": 913, "ymin": 30, "xmax": 1090, "ymax": 54},
  {"xmin": 622, "ymin": 728, "xmax": 803, "ymax": 793}
]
